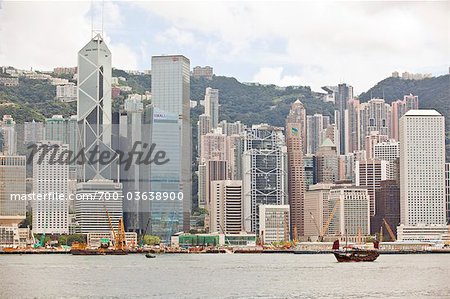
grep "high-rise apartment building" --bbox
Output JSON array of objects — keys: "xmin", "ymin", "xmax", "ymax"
[
  {"xmin": 306, "ymin": 114, "xmax": 326, "ymax": 155},
  {"xmin": 391, "ymin": 94, "xmax": 419, "ymax": 140},
  {"xmin": 374, "ymin": 140, "xmax": 400, "ymax": 179},
  {"xmin": 204, "ymin": 87, "xmax": 219, "ymax": 129},
  {"xmin": 355, "ymin": 159, "xmax": 390, "ymax": 217},
  {"xmin": 359, "ymin": 99, "xmax": 391, "ymax": 149},
  {"xmin": 151, "ymin": 55, "xmax": 192, "ymax": 236},
  {"xmin": 0, "ymin": 115, "xmax": 17, "ymax": 155},
  {"xmin": 286, "ymin": 100, "xmax": 306, "ymax": 238},
  {"xmin": 24, "ymin": 120, "xmax": 44, "ymax": 144},
  {"xmin": 32, "ymin": 141, "xmax": 69, "ymax": 234},
  {"xmin": 399, "ymin": 110, "xmax": 446, "ymax": 240}
]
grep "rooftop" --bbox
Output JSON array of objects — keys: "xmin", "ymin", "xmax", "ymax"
[{"xmin": 403, "ymin": 109, "xmax": 441, "ymax": 116}]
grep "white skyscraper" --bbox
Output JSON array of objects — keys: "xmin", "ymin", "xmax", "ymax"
[
  {"xmin": 32, "ymin": 141, "xmax": 69, "ymax": 234},
  {"xmin": 398, "ymin": 110, "xmax": 446, "ymax": 240},
  {"xmin": 204, "ymin": 87, "xmax": 219, "ymax": 129}
]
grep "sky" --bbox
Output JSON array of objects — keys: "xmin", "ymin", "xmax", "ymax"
[{"xmin": 0, "ymin": 1, "xmax": 448, "ymax": 94}]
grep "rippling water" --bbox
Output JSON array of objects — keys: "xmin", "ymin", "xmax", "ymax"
[{"xmin": 1, "ymin": 254, "xmax": 449, "ymax": 298}]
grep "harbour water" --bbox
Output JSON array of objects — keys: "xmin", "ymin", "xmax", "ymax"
[{"xmin": 1, "ymin": 254, "xmax": 449, "ymax": 298}]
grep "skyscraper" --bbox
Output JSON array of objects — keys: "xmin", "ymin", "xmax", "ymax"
[
  {"xmin": 210, "ymin": 180, "xmax": 243, "ymax": 234},
  {"xmin": 359, "ymin": 99, "xmax": 391, "ymax": 149},
  {"xmin": 0, "ymin": 155, "xmax": 26, "ymax": 247},
  {"xmin": 445, "ymin": 163, "xmax": 450, "ymax": 224},
  {"xmin": 286, "ymin": 100, "xmax": 306, "ymax": 238},
  {"xmin": 77, "ymin": 34, "xmax": 115, "ymax": 181},
  {"xmin": 316, "ymin": 138, "xmax": 339, "ymax": 183},
  {"xmin": 32, "ymin": 141, "xmax": 69, "ymax": 234},
  {"xmin": 306, "ymin": 113, "xmax": 325, "ymax": 155},
  {"xmin": 399, "ymin": 110, "xmax": 446, "ymax": 240},
  {"xmin": 150, "ymin": 55, "xmax": 192, "ymax": 236},
  {"xmin": 243, "ymin": 124, "xmax": 288, "ymax": 233},
  {"xmin": 336, "ymin": 83, "xmax": 353, "ymax": 154},
  {"xmin": 204, "ymin": 87, "xmax": 219, "ymax": 129}
]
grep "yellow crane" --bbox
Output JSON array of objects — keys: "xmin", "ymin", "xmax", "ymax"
[
  {"xmin": 383, "ymin": 218, "xmax": 396, "ymax": 241},
  {"xmin": 309, "ymin": 198, "xmax": 340, "ymax": 241},
  {"xmin": 104, "ymin": 205, "xmax": 127, "ymax": 250}
]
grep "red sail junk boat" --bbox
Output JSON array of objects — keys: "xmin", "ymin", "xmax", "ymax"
[{"xmin": 332, "ymin": 240, "xmax": 380, "ymax": 262}]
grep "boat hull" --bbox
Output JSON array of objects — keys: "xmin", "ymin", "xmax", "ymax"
[
  {"xmin": 70, "ymin": 249, "xmax": 128, "ymax": 255},
  {"xmin": 333, "ymin": 250, "xmax": 379, "ymax": 262}
]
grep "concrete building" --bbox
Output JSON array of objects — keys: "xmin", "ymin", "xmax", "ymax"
[
  {"xmin": 24, "ymin": 120, "xmax": 44, "ymax": 144},
  {"xmin": 355, "ymin": 159, "xmax": 390, "ymax": 217},
  {"xmin": 204, "ymin": 87, "xmax": 219, "ymax": 129},
  {"xmin": 0, "ymin": 155, "xmax": 26, "ymax": 247},
  {"xmin": 345, "ymin": 99, "xmax": 360, "ymax": 154},
  {"xmin": 446, "ymin": 163, "xmax": 450, "ymax": 224},
  {"xmin": 304, "ymin": 154, "xmax": 317, "ymax": 188},
  {"xmin": 56, "ymin": 83, "xmax": 77, "ymax": 102},
  {"xmin": 151, "ymin": 55, "xmax": 192, "ymax": 236},
  {"xmin": 390, "ymin": 94, "xmax": 419, "ymax": 141},
  {"xmin": 328, "ymin": 186, "xmax": 370, "ymax": 237},
  {"xmin": 197, "ymin": 114, "xmax": 211, "ymax": 157},
  {"xmin": 243, "ymin": 124, "xmax": 288, "ymax": 233},
  {"xmin": 399, "ymin": 110, "xmax": 446, "ymax": 240},
  {"xmin": 75, "ymin": 179, "xmax": 123, "ymax": 233},
  {"xmin": 259, "ymin": 205, "xmax": 290, "ymax": 244},
  {"xmin": 0, "ymin": 115, "xmax": 17, "ymax": 155},
  {"xmin": 210, "ymin": 180, "xmax": 243, "ymax": 234},
  {"xmin": 303, "ymin": 183, "xmax": 335, "ymax": 240},
  {"xmin": 286, "ymin": 100, "xmax": 306, "ymax": 238},
  {"xmin": 316, "ymin": 138, "xmax": 339, "ymax": 183},
  {"xmin": 32, "ymin": 141, "xmax": 69, "ymax": 234},
  {"xmin": 364, "ymin": 131, "xmax": 389, "ymax": 160},
  {"xmin": 192, "ymin": 66, "xmax": 213, "ymax": 80},
  {"xmin": 373, "ymin": 140, "xmax": 400, "ymax": 179}
]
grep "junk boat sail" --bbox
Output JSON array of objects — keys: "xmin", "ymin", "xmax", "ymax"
[{"xmin": 332, "ymin": 240, "xmax": 379, "ymax": 262}]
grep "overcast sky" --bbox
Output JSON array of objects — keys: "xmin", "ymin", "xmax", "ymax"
[{"xmin": 0, "ymin": 1, "xmax": 448, "ymax": 93}]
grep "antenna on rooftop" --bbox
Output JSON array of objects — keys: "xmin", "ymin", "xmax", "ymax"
[{"xmin": 90, "ymin": 0, "xmax": 105, "ymax": 38}]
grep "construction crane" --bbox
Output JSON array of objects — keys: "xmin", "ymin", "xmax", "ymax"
[
  {"xmin": 104, "ymin": 204, "xmax": 126, "ymax": 250},
  {"xmin": 309, "ymin": 198, "xmax": 341, "ymax": 242},
  {"xmin": 383, "ymin": 218, "xmax": 396, "ymax": 241}
]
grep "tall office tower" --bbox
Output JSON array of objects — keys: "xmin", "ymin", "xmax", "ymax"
[
  {"xmin": 204, "ymin": 87, "xmax": 219, "ymax": 129},
  {"xmin": 77, "ymin": 34, "xmax": 115, "ymax": 181},
  {"xmin": 359, "ymin": 99, "xmax": 391, "ymax": 150},
  {"xmin": 151, "ymin": 55, "xmax": 192, "ymax": 236},
  {"xmin": 289, "ymin": 100, "xmax": 307, "ymax": 154},
  {"xmin": 303, "ymin": 183, "xmax": 335, "ymax": 239},
  {"xmin": 0, "ymin": 115, "xmax": 17, "ymax": 155},
  {"xmin": 259, "ymin": 205, "xmax": 290, "ymax": 244},
  {"xmin": 364, "ymin": 131, "xmax": 389, "ymax": 160},
  {"xmin": 0, "ymin": 155, "xmax": 26, "ymax": 247},
  {"xmin": 391, "ymin": 94, "xmax": 419, "ymax": 141},
  {"xmin": 346, "ymin": 99, "xmax": 360, "ymax": 153},
  {"xmin": 75, "ymin": 180, "xmax": 123, "ymax": 233},
  {"xmin": 445, "ymin": 163, "xmax": 450, "ymax": 224},
  {"xmin": 316, "ymin": 138, "xmax": 339, "ymax": 184},
  {"xmin": 24, "ymin": 120, "xmax": 44, "ymax": 144},
  {"xmin": 243, "ymin": 124, "xmax": 288, "ymax": 234},
  {"xmin": 119, "ymin": 97, "xmax": 151, "ymax": 233},
  {"xmin": 286, "ymin": 100, "xmax": 306, "ymax": 238},
  {"xmin": 336, "ymin": 83, "xmax": 353, "ymax": 154},
  {"xmin": 374, "ymin": 140, "xmax": 400, "ymax": 179},
  {"xmin": 45, "ymin": 115, "xmax": 78, "ymax": 169},
  {"xmin": 328, "ymin": 186, "xmax": 370, "ymax": 238},
  {"xmin": 32, "ymin": 141, "xmax": 69, "ymax": 234},
  {"xmin": 304, "ymin": 154, "xmax": 317, "ymax": 188},
  {"xmin": 218, "ymin": 120, "xmax": 246, "ymax": 136},
  {"xmin": 210, "ymin": 180, "xmax": 243, "ymax": 234},
  {"xmin": 398, "ymin": 110, "xmax": 446, "ymax": 241},
  {"xmin": 338, "ymin": 153, "xmax": 355, "ymax": 182},
  {"xmin": 306, "ymin": 114, "xmax": 325, "ymax": 155},
  {"xmin": 372, "ymin": 180, "xmax": 400, "ymax": 239},
  {"xmin": 355, "ymin": 159, "xmax": 390, "ymax": 219},
  {"xmin": 197, "ymin": 114, "xmax": 211, "ymax": 157}
]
